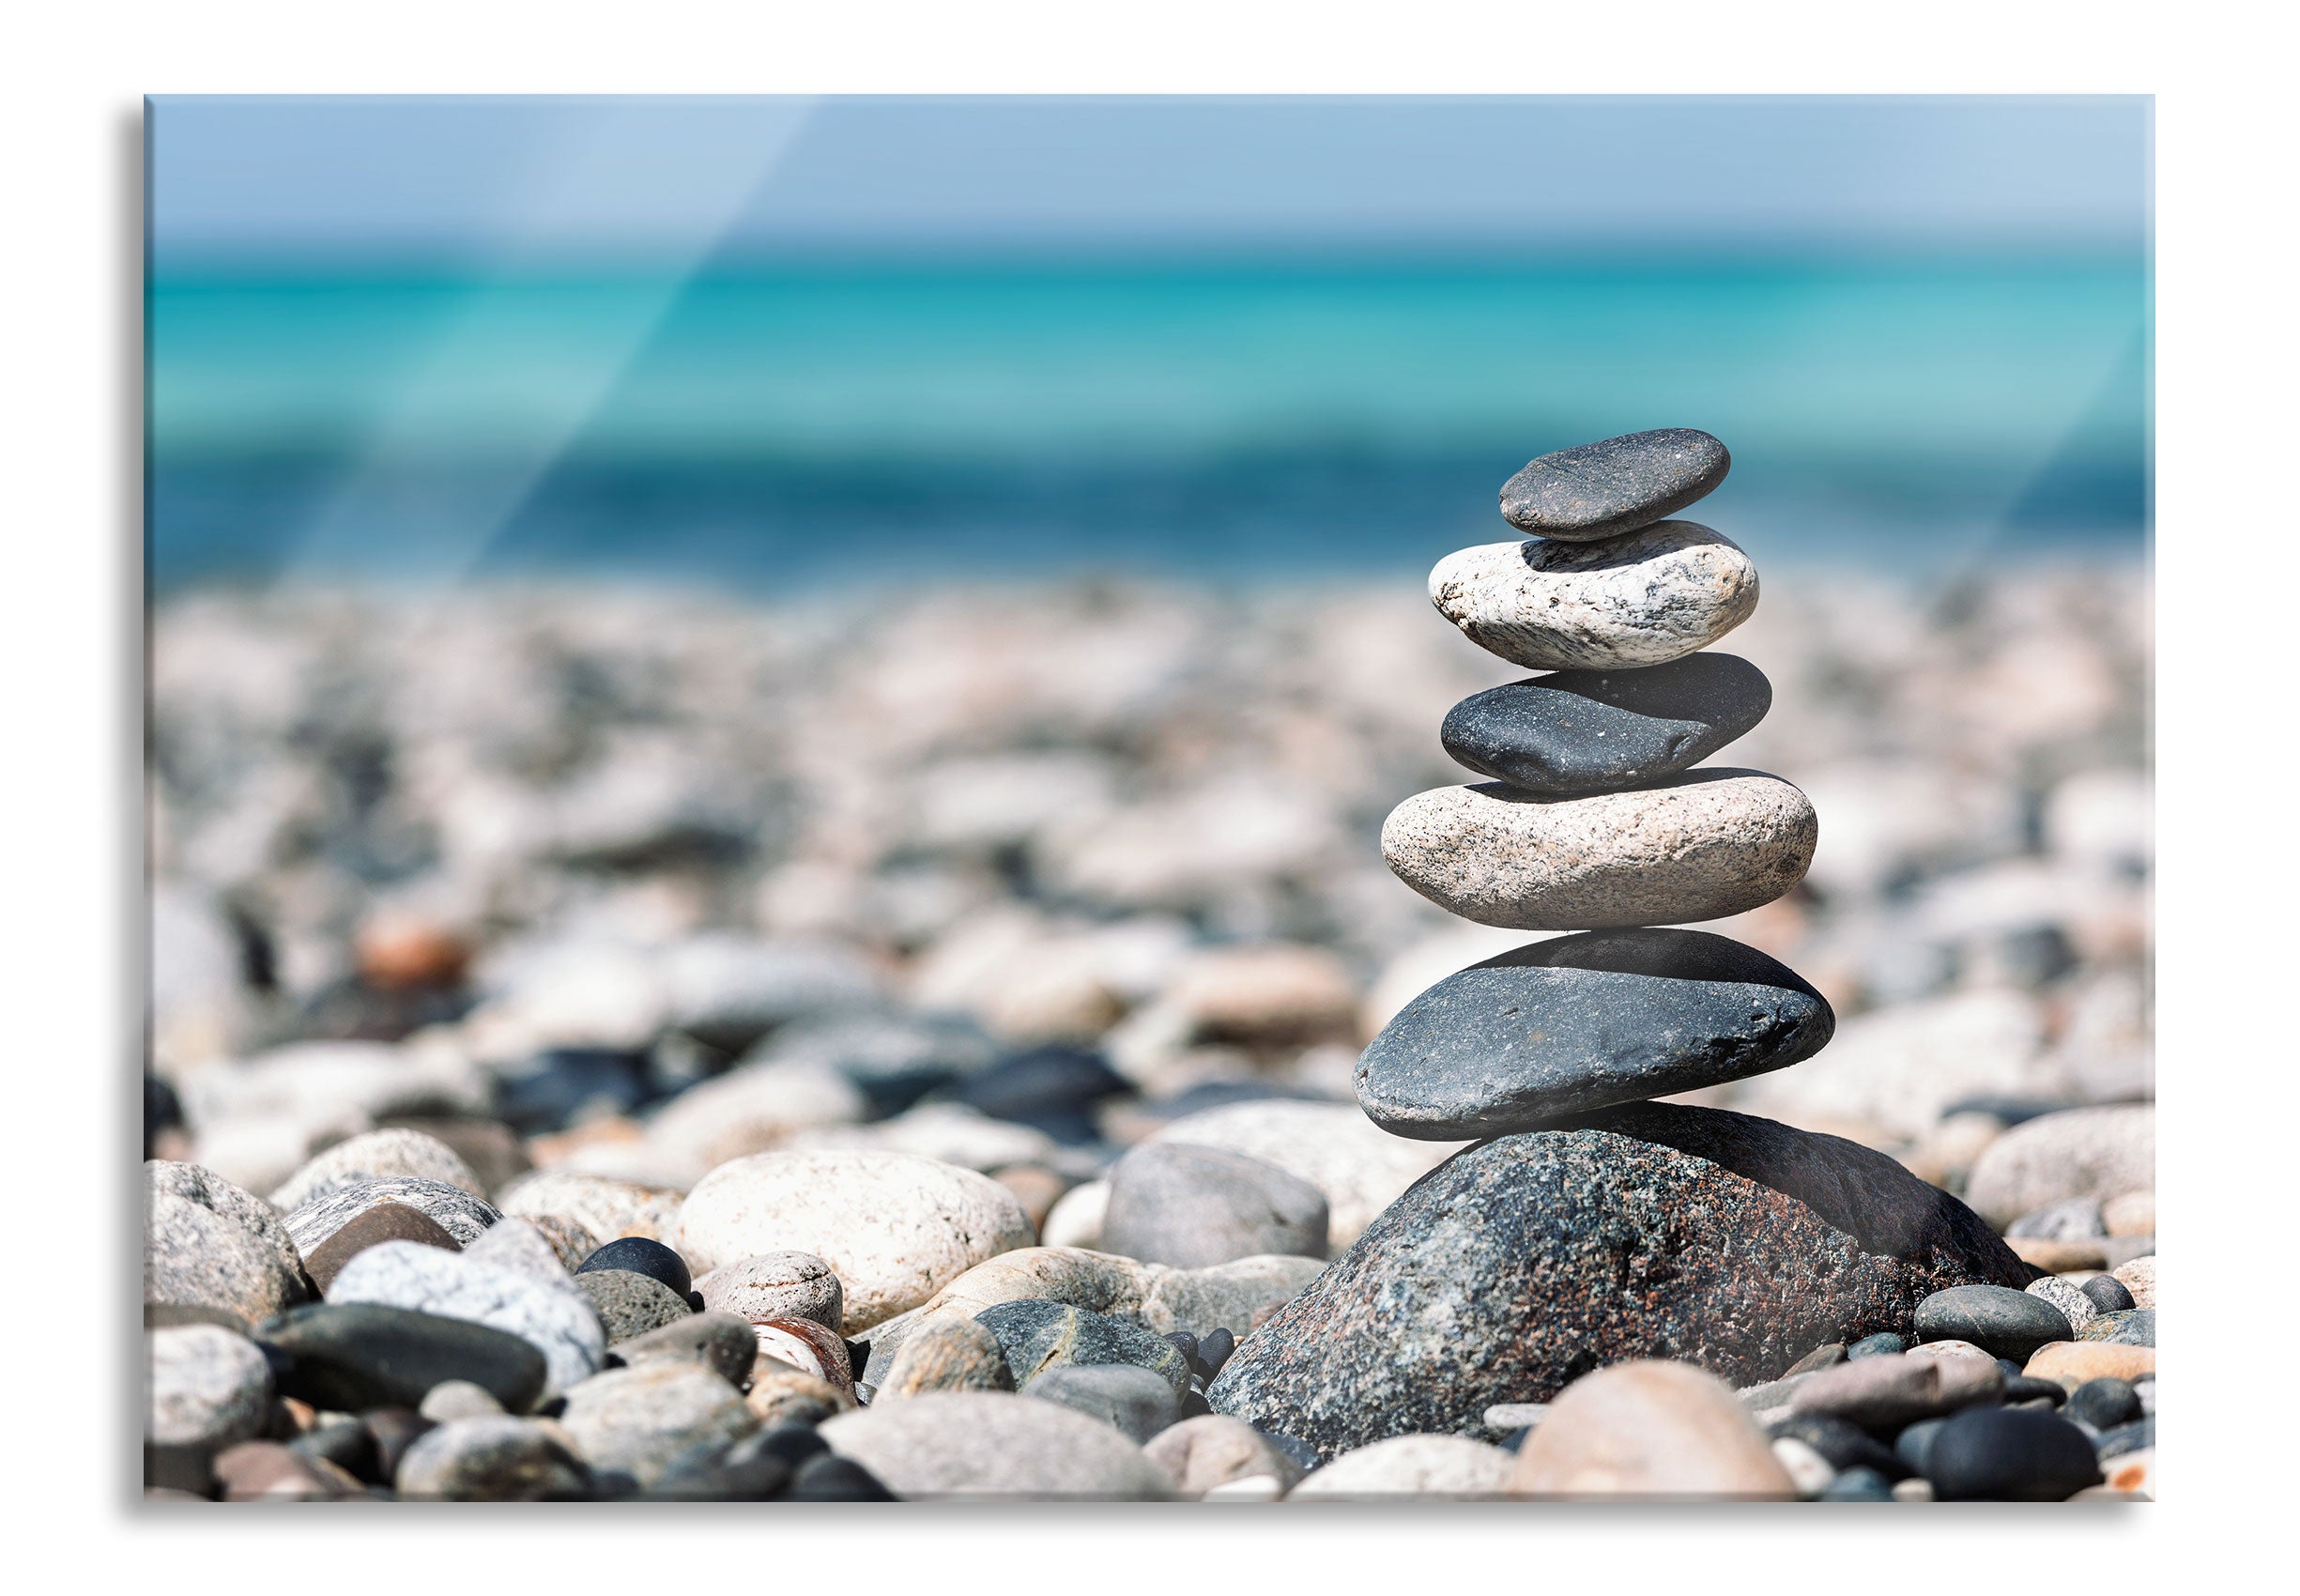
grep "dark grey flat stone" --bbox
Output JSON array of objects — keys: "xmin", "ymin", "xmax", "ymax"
[
  {"xmin": 1354, "ymin": 928, "xmax": 1834, "ymax": 1139},
  {"xmin": 1498, "ymin": 428, "xmax": 1730, "ymax": 541},
  {"xmin": 1914, "ymin": 1284, "xmax": 2073, "ymax": 1362},
  {"xmin": 1439, "ymin": 653, "xmax": 1771, "ymax": 797}
]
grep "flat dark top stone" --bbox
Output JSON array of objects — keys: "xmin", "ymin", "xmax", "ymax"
[
  {"xmin": 1208, "ymin": 1102, "xmax": 2028, "ymax": 1461},
  {"xmin": 1356, "ymin": 928, "xmax": 1834, "ymax": 1139},
  {"xmin": 1439, "ymin": 653, "xmax": 1771, "ymax": 797},
  {"xmin": 1499, "ymin": 428, "xmax": 1730, "ymax": 542}
]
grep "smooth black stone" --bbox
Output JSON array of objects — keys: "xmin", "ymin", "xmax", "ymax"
[
  {"xmin": 782, "ymin": 1453, "xmax": 897, "ymax": 1501},
  {"xmin": 1924, "ymin": 1407, "xmax": 2102, "ymax": 1501},
  {"xmin": 845, "ymin": 1338, "xmax": 871, "ymax": 1381},
  {"xmin": 1356, "ymin": 929, "xmax": 1834, "ymax": 1138},
  {"xmin": 949, "ymin": 1046, "xmax": 1133, "ymax": 1143},
  {"xmin": 2064, "ymin": 1378, "xmax": 2141, "ymax": 1432},
  {"xmin": 2079, "ymin": 1274, "xmax": 2137, "ymax": 1314},
  {"xmin": 1848, "ymin": 1331, "xmax": 1906, "ymax": 1360},
  {"xmin": 1498, "ymin": 428, "xmax": 1731, "ymax": 541},
  {"xmin": 1199, "ymin": 1327, "xmax": 1236, "ymax": 1373},
  {"xmin": 1767, "ymin": 1412, "xmax": 1908, "ymax": 1481},
  {"xmin": 1913, "ymin": 1285, "xmax": 2073, "ymax": 1363},
  {"xmin": 575, "ymin": 1236, "xmax": 692, "ymax": 1297},
  {"xmin": 1817, "ymin": 1466, "xmax": 1896, "ymax": 1501},
  {"xmin": 1177, "ymin": 1389, "xmax": 1214, "ymax": 1421},
  {"xmin": 1894, "ymin": 1418, "xmax": 1947, "ymax": 1476},
  {"xmin": 2094, "ymin": 1417, "xmax": 2154, "ymax": 1461},
  {"xmin": 495, "ymin": 1048, "xmax": 659, "ymax": 1133},
  {"xmin": 1439, "ymin": 654, "xmax": 1771, "ymax": 797},
  {"xmin": 1163, "ymin": 1330, "xmax": 1201, "ymax": 1363},
  {"xmin": 260, "ymin": 1303, "xmax": 548, "ymax": 1415},
  {"xmin": 2079, "ymin": 1308, "xmax": 2155, "ymax": 1347},
  {"xmin": 289, "ymin": 1417, "xmax": 382, "ymax": 1483}
]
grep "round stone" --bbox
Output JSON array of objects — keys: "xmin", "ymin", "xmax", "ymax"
[
  {"xmin": 1440, "ymin": 653, "xmax": 1771, "ymax": 797},
  {"xmin": 612, "ymin": 1311, "xmax": 759, "ymax": 1389},
  {"xmin": 818, "ymin": 1390, "xmax": 1176, "ymax": 1499},
  {"xmin": 693, "ymin": 1251, "xmax": 844, "ymax": 1334},
  {"xmin": 393, "ymin": 1416, "xmax": 589, "ymax": 1500},
  {"xmin": 299, "ymin": 1202, "xmax": 461, "ymax": 1293},
  {"xmin": 1923, "ymin": 1406, "xmax": 2102, "ymax": 1501},
  {"xmin": 1020, "ymin": 1363, "xmax": 1181, "ymax": 1444},
  {"xmin": 1961, "ymin": 1104, "xmax": 2154, "ymax": 1231},
  {"xmin": 260, "ymin": 1302, "xmax": 548, "ymax": 1414},
  {"xmin": 2064, "ymin": 1378, "xmax": 2140, "ymax": 1432},
  {"xmin": 1429, "ymin": 522, "xmax": 1758, "ymax": 672},
  {"xmin": 559, "ymin": 1362, "xmax": 759, "ymax": 1493},
  {"xmin": 678, "ymin": 1150, "xmax": 1035, "ymax": 1331},
  {"xmin": 2080, "ymin": 1273, "xmax": 2138, "ymax": 1314},
  {"xmin": 1099, "ymin": 1142, "xmax": 1329, "ymax": 1268},
  {"xmin": 268, "ymin": 1127, "xmax": 487, "ymax": 1212},
  {"xmin": 146, "ymin": 1323, "xmax": 274, "ymax": 1450},
  {"xmin": 282, "ymin": 1175, "xmax": 499, "ymax": 1256},
  {"xmin": 1497, "ymin": 428, "xmax": 1732, "ymax": 542},
  {"xmin": 146, "ymin": 1189, "xmax": 306, "ymax": 1327},
  {"xmin": 1292, "ymin": 1434, "xmax": 1518, "ymax": 1498},
  {"xmin": 575, "ymin": 1269, "xmax": 695, "ymax": 1344},
  {"xmin": 1381, "ymin": 772, "xmax": 1816, "ymax": 930},
  {"xmin": 575, "ymin": 1236, "xmax": 692, "ymax": 1297},
  {"xmin": 1914, "ymin": 1285, "xmax": 2074, "ymax": 1363},
  {"xmin": 1143, "ymin": 1414, "xmax": 1307, "ymax": 1498},
  {"xmin": 1511, "ymin": 1360, "xmax": 1794, "ymax": 1497},
  {"xmin": 2024, "ymin": 1275, "xmax": 2099, "ymax": 1333},
  {"xmin": 1355, "ymin": 928, "xmax": 1833, "ymax": 1139},
  {"xmin": 1208, "ymin": 1103, "xmax": 2026, "ymax": 1460},
  {"xmin": 974, "ymin": 1300, "xmax": 1192, "ymax": 1396},
  {"xmin": 873, "ymin": 1314, "xmax": 1015, "ymax": 1401}
]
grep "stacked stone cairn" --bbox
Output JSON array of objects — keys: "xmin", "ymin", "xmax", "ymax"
[
  {"xmin": 1362, "ymin": 427, "xmax": 1829, "ymax": 1139},
  {"xmin": 1208, "ymin": 431, "xmax": 2036, "ymax": 1469}
]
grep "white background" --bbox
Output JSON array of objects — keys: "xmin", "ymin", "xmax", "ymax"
[{"xmin": 3, "ymin": 0, "xmax": 2278, "ymax": 1579}]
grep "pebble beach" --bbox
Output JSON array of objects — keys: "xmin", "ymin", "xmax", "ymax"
[{"xmin": 145, "ymin": 433, "xmax": 2153, "ymax": 1501}]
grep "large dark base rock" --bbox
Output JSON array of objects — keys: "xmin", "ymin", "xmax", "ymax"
[{"xmin": 1206, "ymin": 1103, "xmax": 2028, "ymax": 1461}]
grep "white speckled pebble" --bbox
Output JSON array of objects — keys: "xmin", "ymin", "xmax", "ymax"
[
  {"xmin": 147, "ymin": 1323, "xmax": 274, "ymax": 1450},
  {"xmin": 1429, "ymin": 522, "xmax": 1758, "ymax": 671},
  {"xmin": 1382, "ymin": 771, "xmax": 1817, "ymax": 929}
]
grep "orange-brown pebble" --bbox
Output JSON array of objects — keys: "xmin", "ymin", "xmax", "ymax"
[
  {"xmin": 354, "ymin": 910, "xmax": 473, "ymax": 991},
  {"xmin": 2025, "ymin": 1341, "xmax": 2156, "ymax": 1386}
]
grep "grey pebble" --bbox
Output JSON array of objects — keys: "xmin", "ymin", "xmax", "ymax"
[{"xmin": 1100, "ymin": 1143, "xmax": 1329, "ymax": 1268}]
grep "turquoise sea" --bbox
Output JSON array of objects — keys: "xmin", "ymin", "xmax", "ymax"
[{"xmin": 147, "ymin": 252, "xmax": 2150, "ymax": 591}]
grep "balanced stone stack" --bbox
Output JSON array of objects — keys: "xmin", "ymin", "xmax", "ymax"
[
  {"xmin": 1363, "ymin": 428, "xmax": 1829, "ymax": 1137},
  {"xmin": 1209, "ymin": 432, "xmax": 2032, "ymax": 1460}
]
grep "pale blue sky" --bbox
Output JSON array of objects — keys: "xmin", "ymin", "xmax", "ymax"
[{"xmin": 150, "ymin": 95, "xmax": 2151, "ymax": 259}]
